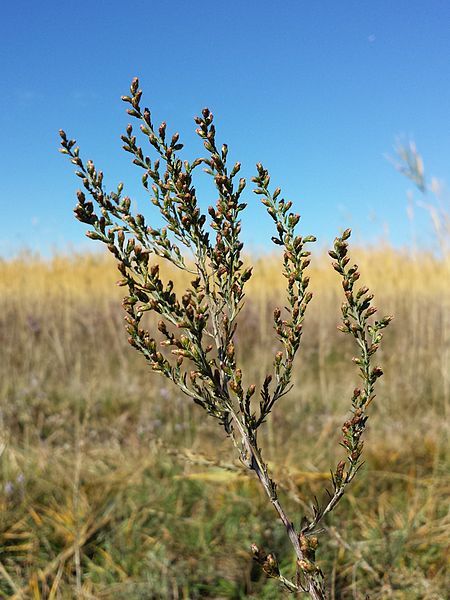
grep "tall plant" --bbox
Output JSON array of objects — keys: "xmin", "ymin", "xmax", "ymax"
[{"xmin": 59, "ymin": 78, "xmax": 392, "ymax": 598}]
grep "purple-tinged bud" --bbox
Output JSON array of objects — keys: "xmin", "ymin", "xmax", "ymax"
[
  {"xmin": 158, "ymin": 121, "xmax": 166, "ymax": 141},
  {"xmin": 263, "ymin": 553, "xmax": 279, "ymax": 576},
  {"xmin": 130, "ymin": 77, "xmax": 139, "ymax": 94},
  {"xmin": 372, "ymin": 366, "xmax": 383, "ymax": 378},
  {"xmin": 263, "ymin": 374, "xmax": 272, "ymax": 387},
  {"xmin": 335, "ymin": 461, "xmax": 346, "ymax": 487}
]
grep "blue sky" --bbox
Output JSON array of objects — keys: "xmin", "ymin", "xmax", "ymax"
[{"xmin": 1, "ymin": 0, "xmax": 449, "ymax": 256}]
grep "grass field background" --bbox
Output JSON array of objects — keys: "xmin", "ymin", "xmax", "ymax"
[{"xmin": 0, "ymin": 246, "xmax": 448, "ymax": 598}]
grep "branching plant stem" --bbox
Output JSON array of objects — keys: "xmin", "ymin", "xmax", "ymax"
[{"xmin": 59, "ymin": 77, "xmax": 391, "ymax": 598}]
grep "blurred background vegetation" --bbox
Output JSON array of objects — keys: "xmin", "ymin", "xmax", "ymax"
[
  {"xmin": 1, "ymin": 217, "xmax": 448, "ymax": 598},
  {"xmin": 1, "ymin": 0, "xmax": 449, "ymax": 595}
]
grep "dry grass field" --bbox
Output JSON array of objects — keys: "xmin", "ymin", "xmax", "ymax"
[{"xmin": 0, "ymin": 247, "xmax": 448, "ymax": 598}]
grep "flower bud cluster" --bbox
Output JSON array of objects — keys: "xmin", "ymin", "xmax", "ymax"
[
  {"xmin": 121, "ymin": 79, "xmax": 210, "ymax": 258},
  {"xmin": 195, "ymin": 110, "xmax": 250, "ymax": 316},
  {"xmin": 251, "ymin": 544, "xmax": 280, "ymax": 578},
  {"xmin": 306, "ymin": 230, "xmax": 393, "ymax": 518},
  {"xmin": 252, "ymin": 163, "xmax": 316, "ymax": 428}
]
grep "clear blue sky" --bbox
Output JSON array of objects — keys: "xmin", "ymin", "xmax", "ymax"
[{"xmin": 1, "ymin": 0, "xmax": 449, "ymax": 256}]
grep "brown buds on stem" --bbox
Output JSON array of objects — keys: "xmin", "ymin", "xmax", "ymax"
[{"xmin": 59, "ymin": 78, "xmax": 391, "ymax": 600}]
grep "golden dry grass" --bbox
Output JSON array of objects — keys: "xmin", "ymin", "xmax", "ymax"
[{"xmin": 0, "ymin": 247, "xmax": 449, "ymax": 599}]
